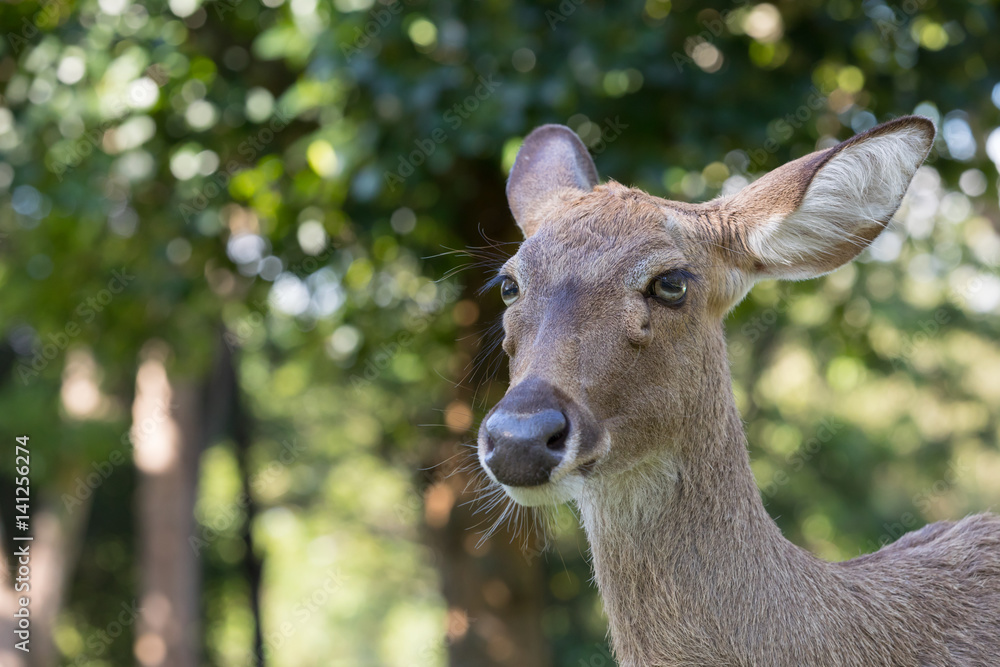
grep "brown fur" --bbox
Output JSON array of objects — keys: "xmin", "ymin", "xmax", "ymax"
[{"xmin": 479, "ymin": 119, "xmax": 1000, "ymax": 666}]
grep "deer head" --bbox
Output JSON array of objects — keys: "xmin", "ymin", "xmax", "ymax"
[{"xmin": 478, "ymin": 117, "xmax": 934, "ymax": 508}]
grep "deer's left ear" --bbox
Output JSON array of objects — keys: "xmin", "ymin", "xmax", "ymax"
[
  {"xmin": 506, "ymin": 125, "xmax": 599, "ymax": 238},
  {"xmin": 720, "ymin": 116, "xmax": 935, "ymax": 281}
]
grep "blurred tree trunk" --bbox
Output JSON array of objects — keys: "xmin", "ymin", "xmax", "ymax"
[
  {"xmin": 28, "ymin": 495, "xmax": 93, "ymax": 666},
  {"xmin": 131, "ymin": 343, "xmax": 203, "ymax": 667},
  {"xmin": 427, "ymin": 488, "xmax": 552, "ymax": 667},
  {"xmin": 426, "ymin": 160, "xmax": 552, "ymax": 667}
]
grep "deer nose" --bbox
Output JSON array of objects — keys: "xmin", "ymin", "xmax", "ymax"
[{"xmin": 483, "ymin": 409, "xmax": 568, "ymax": 487}]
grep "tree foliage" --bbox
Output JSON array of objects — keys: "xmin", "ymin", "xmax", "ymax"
[{"xmin": 1, "ymin": 0, "xmax": 999, "ymax": 665}]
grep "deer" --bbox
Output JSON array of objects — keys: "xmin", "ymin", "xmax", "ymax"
[{"xmin": 475, "ymin": 116, "xmax": 1000, "ymax": 666}]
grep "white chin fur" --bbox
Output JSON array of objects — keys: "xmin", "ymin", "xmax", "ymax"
[{"xmin": 503, "ymin": 474, "xmax": 585, "ymax": 507}]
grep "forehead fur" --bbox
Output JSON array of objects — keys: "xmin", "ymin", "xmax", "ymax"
[
  {"xmin": 515, "ymin": 181, "xmax": 703, "ymax": 270},
  {"xmin": 544, "ymin": 180, "xmax": 673, "ymax": 239},
  {"xmin": 512, "ymin": 181, "xmax": 725, "ymax": 289}
]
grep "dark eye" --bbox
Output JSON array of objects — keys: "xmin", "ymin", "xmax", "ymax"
[
  {"xmin": 500, "ymin": 277, "xmax": 520, "ymax": 306},
  {"xmin": 648, "ymin": 271, "xmax": 688, "ymax": 306}
]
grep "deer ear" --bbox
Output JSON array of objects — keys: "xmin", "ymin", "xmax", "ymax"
[
  {"xmin": 507, "ymin": 125, "xmax": 599, "ymax": 237},
  {"xmin": 722, "ymin": 116, "xmax": 935, "ymax": 280}
]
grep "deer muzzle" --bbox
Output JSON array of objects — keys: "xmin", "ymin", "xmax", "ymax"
[
  {"xmin": 483, "ymin": 408, "xmax": 568, "ymax": 486},
  {"xmin": 479, "ymin": 377, "xmax": 604, "ymax": 500}
]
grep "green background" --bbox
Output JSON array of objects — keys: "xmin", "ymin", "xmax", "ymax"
[{"xmin": 1, "ymin": 0, "xmax": 999, "ymax": 665}]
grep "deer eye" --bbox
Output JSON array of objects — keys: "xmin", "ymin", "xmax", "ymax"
[
  {"xmin": 648, "ymin": 271, "xmax": 688, "ymax": 306},
  {"xmin": 500, "ymin": 277, "xmax": 520, "ymax": 306}
]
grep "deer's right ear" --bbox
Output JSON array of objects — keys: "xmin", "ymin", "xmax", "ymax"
[{"xmin": 507, "ymin": 125, "xmax": 599, "ymax": 237}]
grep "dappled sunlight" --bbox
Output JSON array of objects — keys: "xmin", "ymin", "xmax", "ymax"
[
  {"xmin": 60, "ymin": 347, "xmax": 118, "ymax": 421},
  {"xmin": 131, "ymin": 352, "xmax": 180, "ymax": 475},
  {"xmin": 756, "ymin": 344, "xmax": 826, "ymax": 414},
  {"xmin": 835, "ymin": 377, "xmax": 913, "ymax": 433},
  {"xmin": 3, "ymin": 0, "xmax": 1000, "ymax": 664}
]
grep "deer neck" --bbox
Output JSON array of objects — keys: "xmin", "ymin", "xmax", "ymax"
[{"xmin": 576, "ymin": 344, "xmax": 840, "ymax": 665}]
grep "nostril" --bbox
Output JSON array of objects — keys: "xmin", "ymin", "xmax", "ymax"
[
  {"xmin": 546, "ymin": 421, "xmax": 568, "ymax": 450},
  {"xmin": 485, "ymin": 433, "xmax": 496, "ymax": 454}
]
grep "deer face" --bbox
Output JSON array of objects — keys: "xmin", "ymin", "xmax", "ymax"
[
  {"xmin": 479, "ymin": 186, "xmax": 725, "ymax": 505},
  {"xmin": 479, "ymin": 120, "xmax": 934, "ymax": 507}
]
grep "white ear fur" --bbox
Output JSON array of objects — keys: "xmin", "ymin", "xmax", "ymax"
[{"xmin": 746, "ymin": 119, "xmax": 934, "ymax": 280}]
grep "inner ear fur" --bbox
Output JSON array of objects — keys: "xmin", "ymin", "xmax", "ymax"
[{"xmin": 718, "ymin": 115, "xmax": 935, "ymax": 281}]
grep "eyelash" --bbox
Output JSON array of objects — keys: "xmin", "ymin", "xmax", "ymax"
[{"xmin": 479, "ymin": 272, "xmax": 511, "ymax": 296}]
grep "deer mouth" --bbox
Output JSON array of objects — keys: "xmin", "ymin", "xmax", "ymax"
[
  {"xmin": 499, "ymin": 474, "xmax": 586, "ymax": 507},
  {"xmin": 576, "ymin": 457, "xmax": 600, "ymax": 476}
]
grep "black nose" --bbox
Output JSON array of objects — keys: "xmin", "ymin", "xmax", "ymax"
[{"xmin": 483, "ymin": 409, "xmax": 568, "ymax": 487}]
